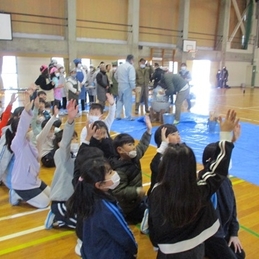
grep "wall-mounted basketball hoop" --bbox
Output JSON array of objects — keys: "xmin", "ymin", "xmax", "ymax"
[{"xmin": 183, "ymin": 39, "xmax": 197, "ymax": 58}]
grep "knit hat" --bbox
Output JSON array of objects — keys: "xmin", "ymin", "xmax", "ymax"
[
  {"xmin": 40, "ymin": 65, "xmax": 48, "ymax": 73},
  {"xmin": 73, "ymin": 58, "xmax": 81, "ymax": 65},
  {"xmin": 50, "ymin": 67, "xmax": 58, "ymax": 74}
]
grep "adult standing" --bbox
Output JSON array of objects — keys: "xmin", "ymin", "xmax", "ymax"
[
  {"xmin": 110, "ymin": 62, "xmax": 118, "ymax": 101},
  {"xmin": 73, "ymin": 59, "xmax": 87, "ymax": 113},
  {"xmin": 96, "ymin": 64, "xmax": 110, "ymax": 108},
  {"xmin": 179, "ymin": 63, "xmax": 192, "ymax": 111},
  {"xmin": 221, "ymin": 67, "xmax": 229, "ymax": 89},
  {"xmin": 216, "ymin": 69, "xmax": 221, "ymax": 88},
  {"xmin": 135, "ymin": 58, "xmax": 153, "ymax": 114},
  {"xmin": 151, "ymin": 63, "xmax": 164, "ymax": 88},
  {"xmin": 115, "ymin": 54, "xmax": 135, "ymax": 121},
  {"xmin": 87, "ymin": 65, "xmax": 98, "ymax": 104},
  {"xmin": 160, "ymin": 73, "xmax": 189, "ymax": 124}
]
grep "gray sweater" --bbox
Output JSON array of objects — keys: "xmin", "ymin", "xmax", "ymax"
[{"xmin": 50, "ymin": 121, "xmax": 75, "ymax": 201}]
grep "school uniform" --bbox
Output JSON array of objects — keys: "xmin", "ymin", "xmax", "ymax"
[
  {"xmin": 49, "ymin": 121, "xmax": 77, "ymax": 228},
  {"xmin": 148, "ymin": 141, "xmax": 234, "ymax": 258},
  {"xmin": 81, "ymin": 198, "xmax": 138, "ymax": 259}
]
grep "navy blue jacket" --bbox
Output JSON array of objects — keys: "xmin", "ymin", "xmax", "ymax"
[{"xmin": 81, "ymin": 199, "xmax": 138, "ymax": 259}]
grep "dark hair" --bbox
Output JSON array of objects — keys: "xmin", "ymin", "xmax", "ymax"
[
  {"xmin": 154, "ymin": 143, "xmax": 201, "ymax": 227},
  {"xmin": 67, "ymin": 158, "xmax": 114, "ymax": 219},
  {"xmin": 13, "ymin": 106, "xmax": 24, "ymax": 118},
  {"xmin": 41, "ymin": 118, "xmax": 61, "ymax": 129},
  {"xmin": 53, "ymin": 129, "xmax": 78, "ymax": 151},
  {"xmin": 126, "ymin": 54, "xmax": 134, "ymax": 62},
  {"xmin": 202, "ymin": 143, "xmax": 217, "ymax": 166},
  {"xmin": 37, "ymin": 91, "xmax": 46, "ymax": 97},
  {"xmin": 154, "ymin": 63, "xmax": 159, "ymax": 67},
  {"xmin": 90, "ymin": 103, "xmax": 104, "ymax": 114},
  {"xmin": 154, "ymin": 124, "xmax": 178, "ymax": 147},
  {"xmin": 39, "ymin": 98, "xmax": 46, "ymax": 105},
  {"xmin": 45, "ymin": 102, "xmax": 51, "ymax": 109},
  {"xmin": 5, "ymin": 118, "xmax": 20, "ymax": 153},
  {"xmin": 92, "ymin": 120, "xmax": 110, "ymax": 138},
  {"xmin": 181, "ymin": 63, "xmax": 187, "ymax": 67},
  {"xmin": 113, "ymin": 133, "xmax": 134, "ymax": 154}
]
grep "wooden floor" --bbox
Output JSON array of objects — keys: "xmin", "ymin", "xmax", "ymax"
[{"xmin": 1, "ymin": 87, "xmax": 259, "ymax": 258}]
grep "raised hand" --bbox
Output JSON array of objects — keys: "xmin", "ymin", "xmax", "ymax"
[
  {"xmin": 145, "ymin": 115, "xmax": 152, "ymax": 134},
  {"xmin": 232, "ymin": 123, "xmax": 241, "ymax": 143},
  {"xmin": 218, "ymin": 109, "xmax": 239, "ymax": 132},
  {"xmin": 161, "ymin": 127, "xmax": 168, "ymax": 143},
  {"xmin": 106, "ymin": 93, "xmax": 115, "ymax": 105},
  {"xmin": 53, "ymin": 105, "xmax": 59, "ymax": 117},
  {"xmin": 9, "ymin": 93, "xmax": 18, "ymax": 105},
  {"xmin": 85, "ymin": 121, "xmax": 97, "ymax": 142},
  {"xmin": 67, "ymin": 99, "xmax": 79, "ymax": 124},
  {"xmin": 23, "ymin": 91, "xmax": 34, "ymax": 112},
  {"xmin": 34, "ymin": 96, "xmax": 40, "ymax": 109}
]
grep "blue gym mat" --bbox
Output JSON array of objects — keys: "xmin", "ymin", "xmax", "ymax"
[{"xmin": 110, "ymin": 112, "xmax": 259, "ymax": 186}]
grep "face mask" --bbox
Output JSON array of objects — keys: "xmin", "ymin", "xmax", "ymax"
[
  {"xmin": 124, "ymin": 150, "xmax": 137, "ymax": 158},
  {"xmin": 140, "ymin": 64, "xmax": 146, "ymax": 68},
  {"xmin": 55, "ymin": 73, "xmax": 60, "ymax": 77},
  {"xmin": 181, "ymin": 66, "xmax": 186, "ymax": 70},
  {"xmin": 88, "ymin": 115, "xmax": 100, "ymax": 123},
  {"xmin": 71, "ymin": 143, "xmax": 79, "ymax": 154},
  {"xmin": 106, "ymin": 172, "xmax": 120, "ymax": 190}
]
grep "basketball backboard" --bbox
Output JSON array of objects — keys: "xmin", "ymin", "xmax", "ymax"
[{"xmin": 182, "ymin": 40, "xmax": 196, "ymax": 52}]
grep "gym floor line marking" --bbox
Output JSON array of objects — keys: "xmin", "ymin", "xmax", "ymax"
[
  {"xmin": 0, "ymin": 226, "xmax": 45, "ymax": 242},
  {"xmin": 0, "ymin": 231, "xmax": 74, "ymax": 256},
  {"xmin": 143, "ymin": 182, "xmax": 151, "ymax": 187},
  {"xmin": 232, "ymin": 179, "xmax": 245, "ymax": 185},
  {"xmin": 0, "ymin": 207, "xmax": 49, "ymax": 222}
]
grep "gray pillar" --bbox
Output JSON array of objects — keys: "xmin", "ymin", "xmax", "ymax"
[
  {"xmin": 177, "ymin": 0, "xmax": 190, "ymax": 63},
  {"xmin": 67, "ymin": 0, "xmax": 77, "ymax": 69},
  {"xmin": 128, "ymin": 0, "xmax": 140, "ymax": 60},
  {"xmin": 217, "ymin": 0, "xmax": 231, "ymax": 67}
]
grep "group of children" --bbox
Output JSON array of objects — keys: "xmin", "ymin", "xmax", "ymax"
[{"xmin": 0, "ymin": 85, "xmax": 245, "ymax": 258}]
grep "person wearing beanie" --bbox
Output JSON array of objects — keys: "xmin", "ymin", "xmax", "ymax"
[
  {"xmin": 73, "ymin": 59, "xmax": 87, "ymax": 113},
  {"xmin": 35, "ymin": 65, "xmax": 55, "ymax": 103},
  {"xmin": 50, "ymin": 67, "xmax": 64, "ymax": 112}
]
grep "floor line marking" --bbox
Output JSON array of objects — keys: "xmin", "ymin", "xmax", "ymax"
[
  {"xmin": 0, "ymin": 231, "xmax": 74, "ymax": 256},
  {"xmin": 0, "ymin": 226, "xmax": 45, "ymax": 242},
  {"xmin": 143, "ymin": 182, "xmax": 151, "ymax": 187},
  {"xmin": 232, "ymin": 180, "xmax": 245, "ymax": 185},
  {"xmin": 0, "ymin": 207, "xmax": 49, "ymax": 222}
]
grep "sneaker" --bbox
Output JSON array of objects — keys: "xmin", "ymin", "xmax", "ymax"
[
  {"xmin": 75, "ymin": 238, "xmax": 82, "ymax": 256},
  {"xmin": 9, "ymin": 189, "xmax": 20, "ymax": 206},
  {"xmin": 173, "ymin": 120, "xmax": 179, "ymax": 125},
  {"xmin": 44, "ymin": 210, "xmax": 55, "ymax": 229},
  {"xmin": 115, "ymin": 117, "xmax": 121, "ymax": 120},
  {"xmin": 140, "ymin": 208, "xmax": 149, "ymax": 235}
]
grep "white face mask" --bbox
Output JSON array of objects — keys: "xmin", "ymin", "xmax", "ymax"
[
  {"xmin": 106, "ymin": 172, "xmax": 120, "ymax": 190},
  {"xmin": 124, "ymin": 149, "xmax": 137, "ymax": 158},
  {"xmin": 140, "ymin": 64, "xmax": 146, "ymax": 68},
  {"xmin": 181, "ymin": 66, "xmax": 186, "ymax": 70},
  {"xmin": 55, "ymin": 73, "xmax": 60, "ymax": 77},
  {"xmin": 71, "ymin": 143, "xmax": 79, "ymax": 154},
  {"xmin": 88, "ymin": 115, "xmax": 100, "ymax": 124}
]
